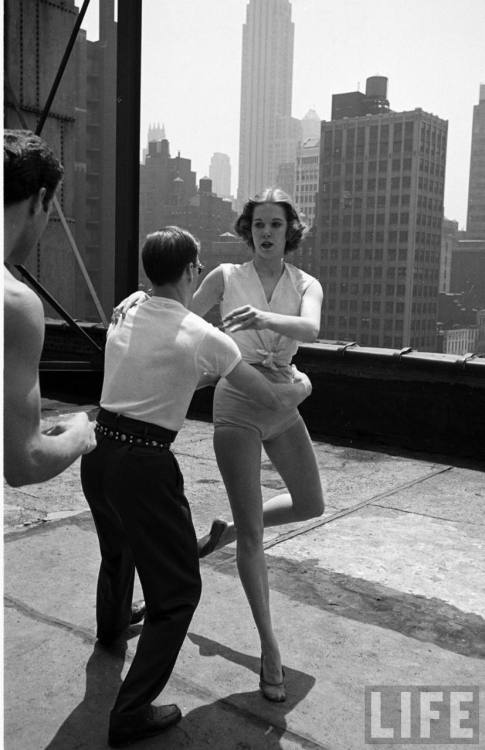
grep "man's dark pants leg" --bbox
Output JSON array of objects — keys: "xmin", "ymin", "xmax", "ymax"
[{"xmin": 81, "ymin": 432, "xmax": 202, "ymax": 716}]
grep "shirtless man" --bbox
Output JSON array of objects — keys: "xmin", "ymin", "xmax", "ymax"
[{"xmin": 4, "ymin": 129, "xmax": 95, "ymax": 486}]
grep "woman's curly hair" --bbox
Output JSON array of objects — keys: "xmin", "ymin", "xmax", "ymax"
[{"xmin": 234, "ymin": 187, "xmax": 306, "ymax": 254}]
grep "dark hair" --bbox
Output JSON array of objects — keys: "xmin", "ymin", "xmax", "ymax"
[
  {"xmin": 142, "ymin": 226, "xmax": 200, "ymax": 285},
  {"xmin": 3, "ymin": 129, "xmax": 64, "ymax": 207},
  {"xmin": 234, "ymin": 187, "xmax": 306, "ymax": 254}
]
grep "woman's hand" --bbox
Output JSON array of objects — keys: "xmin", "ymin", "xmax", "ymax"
[
  {"xmin": 111, "ymin": 291, "xmax": 149, "ymax": 324},
  {"xmin": 221, "ymin": 305, "xmax": 269, "ymax": 333}
]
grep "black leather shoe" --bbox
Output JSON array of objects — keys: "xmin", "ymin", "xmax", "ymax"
[
  {"xmin": 129, "ymin": 601, "xmax": 146, "ymax": 626},
  {"xmin": 108, "ymin": 704, "xmax": 182, "ymax": 747},
  {"xmin": 198, "ymin": 519, "xmax": 228, "ymax": 558},
  {"xmin": 98, "ymin": 602, "xmax": 147, "ymax": 646}
]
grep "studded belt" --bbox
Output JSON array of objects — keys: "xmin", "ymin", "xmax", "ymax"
[{"xmin": 94, "ymin": 422, "xmax": 172, "ymax": 450}]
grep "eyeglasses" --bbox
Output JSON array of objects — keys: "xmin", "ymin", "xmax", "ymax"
[{"xmin": 192, "ymin": 262, "xmax": 205, "ymax": 276}]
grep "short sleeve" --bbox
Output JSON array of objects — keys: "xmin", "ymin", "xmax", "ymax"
[{"xmin": 196, "ymin": 325, "xmax": 241, "ymax": 378}]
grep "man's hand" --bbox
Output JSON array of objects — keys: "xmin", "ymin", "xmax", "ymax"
[
  {"xmin": 221, "ymin": 305, "xmax": 269, "ymax": 333},
  {"xmin": 291, "ymin": 366, "xmax": 312, "ymax": 396},
  {"xmin": 43, "ymin": 412, "xmax": 97, "ymax": 454},
  {"xmin": 112, "ymin": 291, "xmax": 149, "ymax": 325}
]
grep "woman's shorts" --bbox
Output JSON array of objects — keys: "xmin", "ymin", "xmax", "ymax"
[{"xmin": 213, "ymin": 363, "xmax": 301, "ymax": 442}]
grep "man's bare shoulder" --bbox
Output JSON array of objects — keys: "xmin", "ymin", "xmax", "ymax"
[{"xmin": 4, "ymin": 271, "xmax": 44, "ymax": 348}]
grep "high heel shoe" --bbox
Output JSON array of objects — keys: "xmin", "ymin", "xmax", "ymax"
[
  {"xmin": 197, "ymin": 519, "xmax": 228, "ymax": 558},
  {"xmin": 259, "ymin": 654, "xmax": 286, "ymax": 702}
]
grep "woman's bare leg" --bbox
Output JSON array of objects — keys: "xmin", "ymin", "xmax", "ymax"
[
  {"xmin": 212, "ymin": 417, "xmax": 324, "ymax": 548},
  {"xmin": 213, "ymin": 425, "xmax": 283, "ymax": 687}
]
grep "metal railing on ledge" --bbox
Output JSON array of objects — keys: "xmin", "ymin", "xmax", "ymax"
[{"xmin": 40, "ymin": 322, "xmax": 485, "ymax": 462}]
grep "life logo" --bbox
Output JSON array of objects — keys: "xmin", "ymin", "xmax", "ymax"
[{"xmin": 364, "ymin": 685, "xmax": 480, "ymax": 744}]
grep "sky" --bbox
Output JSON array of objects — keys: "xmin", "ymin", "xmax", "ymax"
[{"xmin": 80, "ymin": 0, "xmax": 485, "ymax": 229}]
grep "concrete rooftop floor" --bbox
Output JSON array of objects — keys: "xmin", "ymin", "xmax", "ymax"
[{"xmin": 3, "ymin": 398, "xmax": 485, "ymax": 749}]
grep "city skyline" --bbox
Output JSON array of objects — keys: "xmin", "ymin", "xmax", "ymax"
[{"xmin": 79, "ymin": 0, "xmax": 484, "ymax": 228}]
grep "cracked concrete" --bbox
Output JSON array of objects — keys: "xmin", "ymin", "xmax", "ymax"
[{"xmin": 3, "ymin": 400, "xmax": 485, "ymax": 749}]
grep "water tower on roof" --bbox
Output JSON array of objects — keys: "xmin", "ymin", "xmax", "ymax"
[{"xmin": 365, "ymin": 76, "xmax": 390, "ymax": 114}]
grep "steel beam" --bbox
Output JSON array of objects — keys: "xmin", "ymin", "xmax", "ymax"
[{"xmin": 114, "ymin": 0, "xmax": 142, "ymax": 303}]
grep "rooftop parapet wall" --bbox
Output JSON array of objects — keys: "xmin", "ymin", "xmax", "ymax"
[
  {"xmin": 291, "ymin": 342, "xmax": 484, "ymax": 461},
  {"xmin": 41, "ymin": 322, "xmax": 485, "ymax": 462},
  {"xmin": 191, "ymin": 341, "xmax": 485, "ymax": 462}
]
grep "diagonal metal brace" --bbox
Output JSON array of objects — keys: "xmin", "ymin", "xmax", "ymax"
[{"xmin": 14, "ymin": 264, "xmax": 103, "ymax": 354}]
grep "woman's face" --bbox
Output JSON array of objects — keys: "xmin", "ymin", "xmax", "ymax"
[{"xmin": 251, "ymin": 203, "xmax": 288, "ymax": 261}]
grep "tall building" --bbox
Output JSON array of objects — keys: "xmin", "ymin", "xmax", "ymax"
[
  {"xmin": 4, "ymin": 0, "xmax": 117, "ymax": 321},
  {"xmin": 301, "ymin": 108, "xmax": 321, "ymax": 141},
  {"xmin": 209, "ymin": 152, "xmax": 231, "ymax": 199},
  {"xmin": 237, "ymin": 0, "xmax": 296, "ymax": 205},
  {"xmin": 142, "ymin": 123, "xmax": 166, "ymax": 162},
  {"xmin": 147, "ymin": 122, "xmax": 166, "ymax": 142},
  {"xmin": 466, "ymin": 84, "xmax": 485, "ymax": 239},
  {"xmin": 316, "ymin": 77, "xmax": 447, "ymax": 351}
]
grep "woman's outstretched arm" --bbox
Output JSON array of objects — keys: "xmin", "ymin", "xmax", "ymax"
[{"xmin": 222, "ymin": 279, "xmax": 323, "ymax": 342}]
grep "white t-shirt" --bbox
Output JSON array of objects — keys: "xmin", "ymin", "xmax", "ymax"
[{"xmin": 101, "ymin": 296, "xmax": 241, "ymax": 431}]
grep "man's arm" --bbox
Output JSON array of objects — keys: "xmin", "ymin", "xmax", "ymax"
[
  {"xmin": 225, "ymin": 360, "xmax": 311, "ymax": 411},
  {"xmin": 3, "ymin": 283, "xmax": 96, "ymax": 486}
]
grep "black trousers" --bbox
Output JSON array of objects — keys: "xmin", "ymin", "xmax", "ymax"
[{"xmin": 80, "ymin": 410, "xmax": 202, "ymax": 716}]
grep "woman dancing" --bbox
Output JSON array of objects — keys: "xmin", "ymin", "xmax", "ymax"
[
  {"xmin": 192, "ymin": 188, "xmax": 324, "ymax": 701},
  {"xmin": 114, "ymin": 188, "xmax": 325, "ymax": 701}
]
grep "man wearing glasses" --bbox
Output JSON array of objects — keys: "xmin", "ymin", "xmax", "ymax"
[{"xmin": 81, "ymin": 226, "xmax": 312, "ymax": 747}]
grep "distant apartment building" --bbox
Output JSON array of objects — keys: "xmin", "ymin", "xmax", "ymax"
[
  {"xmin": 161, "ymin": 177, "xmax": 236, "ymax": 255},
  {"xmin": 142, "ymin": 122, "xmax": 166, "ymax": 162},
  {"xmin": 295, "ymin": 137, "xmax": 320, "ymax": 228},
  {"xmin": 466, "ymin": 84, "xmax": 485, "ymax": 239},
  {"xmin": 450, "ymin": 238, "xmax": 485, "ymax": 310},
  {"xmin": 139, "ymin": 138, "xmax": 197, "ymax": 243},
  {"xmin": 316, "ymin": 76, "xmax": 447, "ymax": 350},
  {"xmin": 441, "ymin": 326, "xmax": 478, "ymax": 356},
  {"xmin": 237, "ymin": 0, "xmax": 298, "ymax": 205},
  {"xmin": 440, "ymin": 218, "xmax": 458, "ymax": 293},
  {"xmin": 139, "ymin": 161, "xmax": 236, "ymax": 284},
  {"xmin": 292, "ymin": 137, "xmax": 320, "ymax": 274},
  {"xmin": 4, "ymin": 0, "xmax": 117, "ymax": 320},
  {"xmin": 437, "ymin": 302, "xmax": 485, "ymax": 356},
  {"xmin": 209, "ymin": 152, "xmax": 231, "ymax": 199}
]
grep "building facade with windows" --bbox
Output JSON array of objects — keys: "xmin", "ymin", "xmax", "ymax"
[
  {"xmin": 4, "ymin": 0, "xmax": 117, "ymax": 321},
  {"xmin": 316, "ymin": 97, "xmax": 447, "ymax": 350},
  {"xmin": 440, "ymin": 218, "xmax": 458, "ymax": 293}
]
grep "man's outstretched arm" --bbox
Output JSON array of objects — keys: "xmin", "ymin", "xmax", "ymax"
[
  {"xmin": 3, "ymin": 283, "xmax": 96, "ymax": 486},
  {"xmin": 225, "ymin": 360, "xmax": 311, "ymax": 411}
]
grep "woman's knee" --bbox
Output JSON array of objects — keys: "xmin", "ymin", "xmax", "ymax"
[
  {"xmin": 293, "ymin": 492, "xmax": 325, "ymax": 521},
  {"xmin": 235, "ymin": 523, "xmax": 264, "ymax": 554}
]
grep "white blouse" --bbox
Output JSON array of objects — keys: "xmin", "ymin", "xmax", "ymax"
[{"xmin": 219, "ymin": 261, "xmax": 317, "ymax": 369}]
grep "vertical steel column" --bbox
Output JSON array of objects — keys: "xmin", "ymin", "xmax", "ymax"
[{"xmin": 114, "ymin": 0, "xmax": 142, "ymax": 303}]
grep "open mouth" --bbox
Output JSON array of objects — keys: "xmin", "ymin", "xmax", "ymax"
[{"xmin": 261, "ymin": 242, "xmax": 273, "ymax": 249}]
